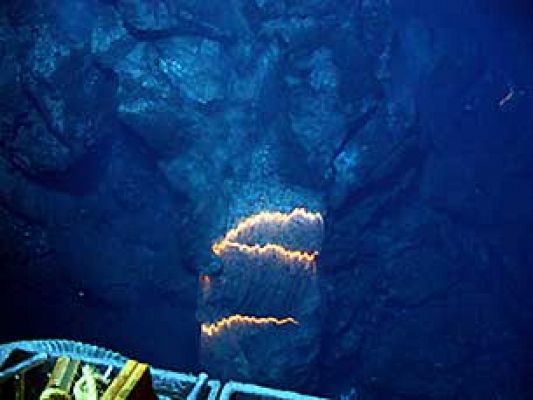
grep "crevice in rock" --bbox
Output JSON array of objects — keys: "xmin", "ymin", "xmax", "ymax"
[
  {"xmin": 19, "ymin": 72, "xmax": 73, "ymax": 152},
  {"xmin": 327, "ymin": 104, "xmax": 379, "ymax": 183},
  {"xmin": 118, "ymin": 9, "xmax": 234, "ymax": 46}
]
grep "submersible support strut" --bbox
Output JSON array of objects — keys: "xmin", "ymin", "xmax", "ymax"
[{"xmin": 219, "ymin": 381, "xmax": 328, "ymax": 400}]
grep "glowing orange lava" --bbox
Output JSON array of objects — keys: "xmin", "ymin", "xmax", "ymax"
[
  {"xmin": 199, "ymin": 274, "xmax": 212, "ymax": 292},
  {"xmin": 212, "ymin": 208, "xmax": 323, "ymax": 263},
  {"xmin": 201, "ymin": 314, "xmax": 299, "ymax": 336}
]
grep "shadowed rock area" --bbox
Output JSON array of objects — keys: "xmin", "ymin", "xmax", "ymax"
[{"xmin": 1, "ymin": 0, "xmax": 532, "ymax": 398}]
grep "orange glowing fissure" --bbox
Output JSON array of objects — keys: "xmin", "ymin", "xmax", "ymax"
[
  {"xmin": 212, "ymin": 208, "xmax": 323, "ymax": 263},
  {"xmin": 201, "ymin": 314, "xmax": 299, "ymax": 336}
]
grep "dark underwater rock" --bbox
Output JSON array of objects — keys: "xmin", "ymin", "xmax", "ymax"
[
  {"xmin": 115, "ymin": 36, "xmax": 229, "ymax": 157},
  {"xmin": 287, "ymin": 48, "xmax": 346, "ymax": 176},
  {"xmin": 91, "ymin": 4, "xmax": 136, "ymax": 68},
  {"xmin": 0, "ymin": 19, "xmax": 117, "ymax": 176},
  {"xmin": 115, "ymin": 0, "xmax": 234, "ymax": 44},
  {"xmin": 116, "ymin": 0, "xmax": 185, "ymax": 33},
  {"xmin": 316, "ymin": 3, "xmax": 533, "ymax": 398},
  {"xmin": 1, "ymin": 0, "xmax": 532, "ymax": 398}
]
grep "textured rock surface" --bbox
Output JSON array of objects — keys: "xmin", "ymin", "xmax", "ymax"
[
  {"xmin": 1, "ymin": 0, "xmax": 532, "ymax": 398},
  {"xmin": 199, "ymin": 208, "xmax": 324, "ymax": 389}
]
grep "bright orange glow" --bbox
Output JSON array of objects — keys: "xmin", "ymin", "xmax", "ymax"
[
  {"xmin": 200, "ymin": 274, "xmax": 212, "ymax": 292},
  {"xmin": 215, "ymin": 242, "xmax": 318, "ymax": 263},
  {"xmin": 201, "ymin": 314, "xmax": 299, "ymax": 336},
  {"xmin": 212, "ymin": 208, "xmax": 323, "ymax": 264}
]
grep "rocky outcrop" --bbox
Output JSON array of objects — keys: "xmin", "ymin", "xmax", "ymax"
[
  {"xmin": 1, "ymin": 0, "xmax": 532, "ymax": 398},
  {"xmin": 199, "ymin": 208, "xmax": 324, "ymax": 389}
]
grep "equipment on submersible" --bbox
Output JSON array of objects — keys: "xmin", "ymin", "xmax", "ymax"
[{"xmin": 0, "ymin": 339, "xmax": 326, "ymax": 400}]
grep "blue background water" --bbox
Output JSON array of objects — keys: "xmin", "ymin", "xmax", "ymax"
[{"xmin": 1, "ymin": 0, "xmax": 532, "ymax": 398}]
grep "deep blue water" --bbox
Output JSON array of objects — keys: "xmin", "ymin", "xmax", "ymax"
[{"xmin": 1, "ymin": 0, "xmax": 533, "ymax": 398}]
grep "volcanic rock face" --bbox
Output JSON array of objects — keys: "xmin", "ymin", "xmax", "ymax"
[
  {"xmin": 1, "ymin": 0, "xmax": 533, "ymax": 398},
  {"xmin": 199, "ymin": 208, "xmax": 324, "ymax": 389}
]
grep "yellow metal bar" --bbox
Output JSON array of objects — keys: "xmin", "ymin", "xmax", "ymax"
[
  {"xmin": 47, "ymin": 357, "xmax": 80, "ymax": 393},
  {"xmin": 101, "ymin": 359, "xmax": 156, "ymax": 400}
]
